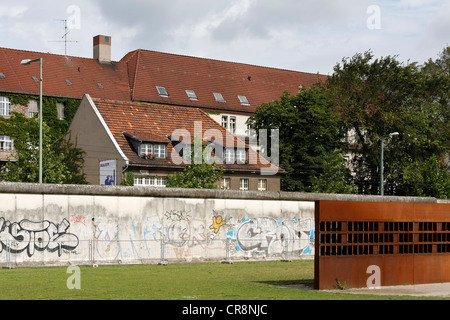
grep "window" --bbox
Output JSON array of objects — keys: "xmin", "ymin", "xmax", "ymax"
[
  {"xmin": 57, "ymin": 102, "xmax": 65, "ymax": 120},
  {"xmin": 134, "ymin": 175, "xmax": 167, "ymax": 187},
  {"xmin": 0, "ymin": 73, "xmax": 5, "ymax": 78},
  {"xmin": 65, "ymin": 80, "xmax": 72, "ymax": 85},
  {"xmin": 28, "ymin": 100, "xmax": 38, "ymax": 118},
  {"xmin": 221, "ymin": 116, "xmax": 228, "ymax": 129},
  {"xmin": 185, "ymin": 90, "xmax": 198, "ymax": 100},
  {"xmin": 104, "ymin": 36, "xmax": 110, "ymax": 44},
  {"xmin": 246, "ymin": 124, "xmax": 255, "ymax": 136},
  {"xmin": 224, "ymin": 148, "xmax": 235, "ymax": 164},
  {"xmin": 258, "ymin": 179, "xmax": 267, "ymax": 191},
  {"xmin": 0, "ymin": 97, "xmax": 11, "ymax": 116},
  {"xmin": 140, "ymin": 143, "xmax": 166, "ymax": 158},
  {"xmin": 230, "ymin": 117, "xmax": 236, "ymax": 134},
  {"xmin": 213, "ymin": 92, "xmax": 226, "ymax": 102},
  {"xmin": 236, "ymin": 149, "xmax": 247, "ymax": 163},
  {"xmin": 238, "ymin": 95, "xmax": 249, "ymax": 105},
  {"xmin": 222, "ymin": 178, "xmax": 231, "ymax": 190},
  {"xmin": 182, "ymin": 144, "xmax": 192, "ymax": 161},
  {"xmin": 153, "ymin": 144, "xmax": 166, "ymax": 158},
  {"xmin": 156, "ymin": 86, "xmax": 169, "ymax": 97},
  {"xmin": 140, "ymin": 143, "xmax": 153, "ymax": 157},
  {"xmin": 0, "ymin": 135, "xmax": 13, "ymax": 150},
  {"xmin": 240, "ymin": 179, "xmax": 249, "ymax": 191}
]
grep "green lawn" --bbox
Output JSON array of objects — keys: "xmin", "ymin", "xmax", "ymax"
[{"xmin": 0, "ymin": 260, "xmax": 443, "ymax": 300}]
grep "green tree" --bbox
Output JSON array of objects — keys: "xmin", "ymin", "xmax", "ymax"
[
  {"xmin": 247, "ymin": 87, "xmax": 348, "ymax": 192},
  {"xmin": 397, "ymin": 156, "xmax": 450, "ymax": 199},
  {"xmin": 0, "ymin": 112, "xmax": 87, "ymax": 184},
  {"xmin": 325, "ymin": 50, "xmax": 449, "ymax": 197},
  {"xmin": 421, "ymin": 46, "xmax": 450, "ymax": 155},
  {"xmin": 166, "ymin": 136, "xmax": 223, "ymax": 189},
  {"xmin": 310, "ymin": 149, "xmax": 357, "ymax": 194}
]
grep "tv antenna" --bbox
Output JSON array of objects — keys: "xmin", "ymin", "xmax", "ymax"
[{"xmin": 48, "ymin": 19, "xmax": 79, "ymax": 56}]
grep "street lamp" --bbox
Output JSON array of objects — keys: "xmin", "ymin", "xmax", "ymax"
[
  {"xmin": 380, "ymin": 132, "xmax": 399, "ymax": 196},
  {"xmin": 20, "ymin": 58, "xmax": 43, "ymax": 184}
]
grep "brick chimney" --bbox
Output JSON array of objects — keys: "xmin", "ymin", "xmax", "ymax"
[{"xmin": 93, "ymin": 35, "xmax": 111, "ymax": 63}]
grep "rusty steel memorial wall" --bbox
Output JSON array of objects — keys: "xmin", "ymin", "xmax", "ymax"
[{"xmin": 314, "ymin": 200, "xmax": 450, "ymax": 290}]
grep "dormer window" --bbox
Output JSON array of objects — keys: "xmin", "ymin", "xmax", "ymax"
[
  {"xmin": 139, "ymin": 143, "xmax": 167, "ymax": 159},
  {"xmin": 236, "ymin": 149, "xmax": 247, "ymax": 164},
  {"xmin": 238, "ymin": 95, "xmax": 250, "ymax": 105},
  {"xmin": 224, "ymin": 148, "xmax": 235, "ymax": 164},
  {"xmin": 185, "ymin": 90, "xmax": 198, "ymax": 100},
  {"xmin": 156, "ymin": 86, "xmax": 169, "ymax": 97},
  {"xmin": 213, "ymin": 92, "xmax": 226, "ymax": 102},
  {"xmin": 223, "ymin": 147, "xmax": 248, "ymax": 164}
]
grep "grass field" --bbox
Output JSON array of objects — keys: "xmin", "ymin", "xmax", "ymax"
[{"xmin": 0, "ymin": 260, "xmax": 443, "ymax": 300}]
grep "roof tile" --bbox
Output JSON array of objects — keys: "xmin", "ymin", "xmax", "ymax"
[{"xmin": 92, "ymin": 98, "xmax": 283, "ymax": 173}]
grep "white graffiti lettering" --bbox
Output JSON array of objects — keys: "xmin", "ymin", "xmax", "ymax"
[
  {"xmin": 235, "ymin": 217, "xmax": 313, "ymax": 255},
  {"xmin": 0, "ymin": 218, "xmax": 79, "ymax": 257}
]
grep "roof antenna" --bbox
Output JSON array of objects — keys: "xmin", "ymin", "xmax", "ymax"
[{"xmin": 48, "ymin": 19, "xmax": 79, "ymax": 56}]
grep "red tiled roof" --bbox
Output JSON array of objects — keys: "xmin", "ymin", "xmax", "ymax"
[
  {"xmin": 1, "ymin": 43, "xmax": 327, "ymax": 115},
  {"xmin": 92, "ymin": 97, "xmax": 283, "ymax": 173},
  {"xmin": 0, "ymin": 47, "xmax": 130, "ymax": 101},
  {"xmin": 121, "ymin": 49, "xmax": 328, "ymax": 114}
]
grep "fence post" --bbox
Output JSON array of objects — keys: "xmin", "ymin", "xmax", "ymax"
[
  {"xmin": 281, "ymin": 239, "xmax": 291, "ymax": 262},
  {"xmin": 5, "ymin": 240, "xmax": 11, "ymax": 269},
  {"xmin": 88, "ymin": 240, "xmax": 92, "ymax": 266},
  {"xmin": 159, "ymin": 233, "xmax": 167, "ymax": 265},
  {"xmin": 221, "ymin": 237, "xmax": 233, "ymax": 264},
  {"xmin": 89, "ymin": 239, "xmax": 98, "ymax": 268}
]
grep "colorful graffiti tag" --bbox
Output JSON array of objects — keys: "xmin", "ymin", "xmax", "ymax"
[{"xmin": 232, "ymin": 217, "xmax": 314, "ymax": 256}]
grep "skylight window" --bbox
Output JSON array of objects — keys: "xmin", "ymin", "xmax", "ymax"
[
  {"xmin": 65, "ymin": 80, "xmax": 72, "ymax": 85},
  {"xmin": 238, "ymin": 95, "xmax": 250, "ymax": 105},
  {"xmin": 156, "ymin": 86, "xmax": 169, "ymax": 97},
  {"xmin": 213, "ymin": 92, "xmax": 226, "ymax": 102},
  {"xmin": 185, "ymin": 90, "xmax": 198, "ymax": 100},
  {"xmin": 31, "ymin": 76, "xmax": 38, "ymax": 82},
  {"xmin": 97, "ymin": 83, "xmax": 103, "ymax": 88},
  {"xmin": 0, "ymin": 73, "xmax": 5, "ymax": 78}
]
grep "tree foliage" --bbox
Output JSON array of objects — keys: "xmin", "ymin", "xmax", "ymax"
[
  {"xmin": 324, "ymin": 49, "xmax": 449, "ymax": 197},
  {"xmin": 166, "ymin": 137, "xmax": 224, "ymax": 189},
  {"xmin": 0, "ymin": 112, "xmax": 87, "ymax": 184},
  {"xmin": 247, "ymin": 87, "xmax": 352, "ymax": 192},
  {"xmin": 310, "ymin": 148, "xmax": 357, "ymax": 194},
  {"xmin": 248, "ymin": 47, "xmax": 449, "ymax": 198}
]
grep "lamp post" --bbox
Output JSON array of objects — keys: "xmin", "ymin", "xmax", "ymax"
[
  {"xmin": 20, "ymin": 58, "xmax": 43, "ymax": 184},
  {"xmin": 380, "ymin": 132, "xmax": 399, "ymax": 196}
]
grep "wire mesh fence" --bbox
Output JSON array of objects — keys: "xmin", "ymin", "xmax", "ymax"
[{"xmin": 0, "ymin": 237, "xmax": 314, "ymax": 268}]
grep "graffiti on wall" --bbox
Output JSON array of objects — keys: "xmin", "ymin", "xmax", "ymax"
[
  {"xmin": 233, "ymin": 217, "xmax": 314, "ymax": 256},
  {"xmin": 0, "ymin": 218, "xmax": 79, "ymax": 257},
  {"xmin": 165, "ymin": 210, "xmax": 229, "ymax": 247},
  {"xmin": 209, "ymin": 210, "xmax": 228, "ymax": 236},
  {"xmin": 92, "ymin": 211, "xmax": 314, "ymax": 261}
]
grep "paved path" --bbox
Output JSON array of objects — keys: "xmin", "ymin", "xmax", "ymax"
[{"xmin": 325, "ymin": 282, "xmax": 450, "ymax": 298}]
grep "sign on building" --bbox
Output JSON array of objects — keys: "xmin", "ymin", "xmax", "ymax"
[{"xmin": 100, "ymin": 160, "xmax": 116, "ymax": 185}]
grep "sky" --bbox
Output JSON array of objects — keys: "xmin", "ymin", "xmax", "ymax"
[{"xmin": 0, "ymin": 0, "xmax": 448, "ymax": 75}]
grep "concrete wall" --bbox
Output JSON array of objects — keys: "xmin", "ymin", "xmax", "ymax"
[{"xmin": 0, "ymin": 182, "xmax": 437, "ymax": 267}]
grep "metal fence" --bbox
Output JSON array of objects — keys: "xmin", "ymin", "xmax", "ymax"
[{"xmin": 0, "ymin": 237, "xmax": 314, "ymax": 268}]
